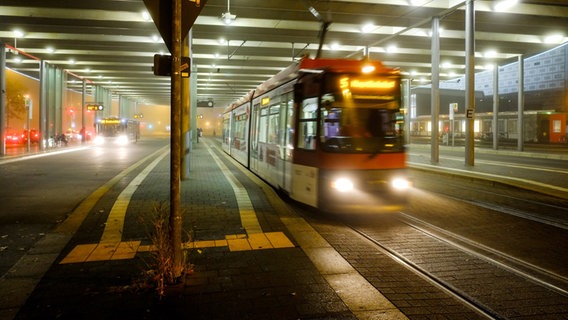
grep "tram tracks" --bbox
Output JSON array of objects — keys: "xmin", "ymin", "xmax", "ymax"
[
  {"xmin": 397, "ymin": 212, "xmax": 568, "ymax": 296},
  {"xmin": 317, "ymin": 210, "xmax": 568, "ymax": 319}
]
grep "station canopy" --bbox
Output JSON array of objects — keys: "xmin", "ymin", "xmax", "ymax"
[{"xmin": 1, "ymin": 0, "xmax": 566, "ymax": 108}]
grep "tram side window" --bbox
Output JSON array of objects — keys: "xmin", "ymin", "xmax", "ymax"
[
  {"xmin": 222, "ymin": 115, "xmax": 230, "ymax": 145},
  {"xmin": 298, "ymin": 97, "xmax": 318, "ymax": 150},
  {"xmin": 259, "ymin": 106, "xmax": 268, "ymax": 143},
  {"xmin": 268, "ymin": 104, "xmax": 280, "ymax": 144},
  {"xmin": 250, "ymin": 103, "xmax": 260, "ymax": 157},
  {"xmin": 232, "ymin": 112, "xmax": 248, "ymax": 151}
]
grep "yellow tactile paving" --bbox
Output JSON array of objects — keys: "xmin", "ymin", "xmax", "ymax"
[
  {"xmin": 111, "ymin": 241, "xmax": 141, "ymax": 260},
  {"xmin": 247, "ymin": 233, "xmax": 273, "ymax": 250},
  {"xmin": 60, "ymin": 232, "xmax": 295, "ymax": 264},
  {"xmin": 60, "ymin": 244, "xmax": 98, "ymax": 264},
  {"xmin": 137, "ymin": 244, "xmax": 155, "ymax": 252},
  {"xmin": 193, "ymin": 240, "xmax": 217, "ymax": 248},
  {"xmin": 214, "ymin": 239, "xmax": 228, "ymax": 247},
  {"xmin": 227, "ymin": 238, "xmax": 253, "ymax": 251},
  {"xmin": 265, "ymin": 232, "xmax": 295, "ymax": 248},
  {"xmin": 225, "ymin": 234, "xmax": 247, "ymax": 240},
  {"xmin": 85, "ymin": 242, "xmax": 120, "ymax": 262}
]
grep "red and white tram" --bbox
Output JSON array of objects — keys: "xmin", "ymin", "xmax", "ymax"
[{"xmin": 222, "ymin": 57, "xmax": 409, "ymax": 213}]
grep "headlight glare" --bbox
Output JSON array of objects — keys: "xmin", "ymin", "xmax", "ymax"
[
  {"xmin": 332, "ymin": 178, "xmax": 354, "ymax": 193},
  {"xmin": 391, "ymin": 177, "xmax": 411, "ymax": 191}
]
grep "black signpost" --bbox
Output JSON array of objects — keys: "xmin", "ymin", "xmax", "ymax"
[{"xmin": 143, "ymin": 0, "xmax": 207, "ymax": 278}]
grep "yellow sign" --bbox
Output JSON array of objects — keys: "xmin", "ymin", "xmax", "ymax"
[
  {"xmin": 261, "ymin": 97, "xmax": 270, "ymax": 106},
  {"xmin": 101, "ymin": 119, "xmax": 121, "ymax": 124},
  {"xmin": 350, "ymin": 79, "xmax": 395, "ymax": 89},
  {"xmin": 339, "ymin": 77, "xmax": 395, "ymax": 90}
]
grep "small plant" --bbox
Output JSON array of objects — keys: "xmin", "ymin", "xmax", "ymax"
[{"xmin": 144, "ymin": 202, "xmax": 191, "ymax": 297}]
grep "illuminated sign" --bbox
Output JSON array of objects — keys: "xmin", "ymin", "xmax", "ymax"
[
  {"xmin": 87, "ymin": 104, "xmax": 104, "ymax": 111},
  {"xmin": 261, "ymin": 97, "xmax": 270, "ymax": 106},
  {"xmin": 101, "ymin": 119, "xmax": 121, "ymax": 124},
  {"xmin": 339, "ymin": 77, "xmax": 396, "ymax": 90},
  {"xmin": 350, "ymin": 79, "xmax": 395, "ymax": 89}
]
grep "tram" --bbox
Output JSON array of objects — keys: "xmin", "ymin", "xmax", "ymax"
[
  {"xmin": 94, "ymin": 116, "xmax": 140, "ymax": 145},
  {"xmin": 222, "ymin": 57, "xmax": 409, "ymax": 213}
]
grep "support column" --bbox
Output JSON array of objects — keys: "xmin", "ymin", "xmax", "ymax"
[
  {"xmin": 492, "ymin": 64, "xmax": 499, "ymax": 150},
  {"xmin": 517, "ymin": 55, "xmax": 524, "ymax": 151},
  {"xmin": 403, "ymin": 79, "xmax": 411, "ymax": 145},
  {"xmin": 0, "ymin": 42, "xmax": 6, "ymax": 155},
  {"xmin": 82, "ymin": 79, "xmax": 86, "ymax": 143},
  {"xmin": 170, "ymin": 0, "xmax": 183, "ymax": 278},
  {"xmin": 464, "ymin": 0, "xmax": 475, "ymax": 166},
  {"xmin": 181, "ymin": 31, "xmax": 191, "ymax": 179},
  {"xmin": 430, "ymin": 17, "xmax": 440, "ymax": 164},
  {"xmin": 39, "ymin": 60, "xmax": 48, "ymax": 150}
]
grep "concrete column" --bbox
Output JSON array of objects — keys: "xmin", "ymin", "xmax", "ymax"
[{"xmin": 430, "ymin": 16, "xmax": 440, "ymax": 164}]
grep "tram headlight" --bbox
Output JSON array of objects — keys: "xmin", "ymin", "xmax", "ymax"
[
  {"xmin": 93, "ymin": 136, "xmax": 105, "ymax": 145},
  {"xmin": 391, "ymin": 177, "xmax": 411, "ymax": 191},
  {"xmin": 116, "ymin": 135, "xmax": 129, "ymax": 145},
  {"xmin": 331, "ymin": 177, "xmax": 354, "ymax": 193}
]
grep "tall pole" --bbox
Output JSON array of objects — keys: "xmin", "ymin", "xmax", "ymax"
[
  {"xmin": 430, "ymin": 17, "xmax": 440, "ymax": 164},
  {"xmin": 181, "ymin": 31, "xmax": 191, "ymax": 180},
  {"xmin": 464, "ymin": 0, "xmax": 475, "ymax": 166},
  {"xmin": 517, "ymin": 55, "xmax": 524, "ymax": 151},
  {"xmin": 82, "ymin": 79, "xmax": 86, "ymax": 143},
  {"xmin": 0, "ymin": 42, "xmax": 6, "ymax": 156},
  {"xmin": 492, "ymin": 64, "xmax": 499, "ymax": 150},
  {"xmin": 170, "ymin": 0, "xmax": 183, "ymax": 278}
]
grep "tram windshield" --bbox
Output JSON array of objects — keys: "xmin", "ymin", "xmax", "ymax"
[{"xmin": 320, "ymin": 74, "xmax": 404, "ymax": 153}]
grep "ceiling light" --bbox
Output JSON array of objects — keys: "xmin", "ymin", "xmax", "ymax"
[
  {"xmin": 544, "ymin": 34, "xmax": 564, "ymax": 44},
  {"xmin": 221, "ymin": 0, "xmax": 236, "ymax": 25},
  {"xmin": 386, "ymin": 45, "xmax": 397, "ymax": 53},
  {"xmin": 46, "ymin": 47, "xmax": 55, "ymax": 53},
  {"xmin": 142, "ymin": 11, "xmax": 151, "ymax": 21},
  {"xmin": 13, "ymin": 29, "xmax": 24, "ymax": 38},
  {"xmin": 494, "ymin": 0, "xmax": 518, "ymax": 12},
  {"xmin": 484, "ymin": 49, "xmax": 497, "ymax": 58},
  {"xmin": 330, "ymin": 42, "xmax": 340, "ymax": 50},
  {"xmin": 222, "ymin": 12, "xmax": 236, "ymax": 25},
  {"xmin": 410, "ymin": 0, "xmax": 427, "ymax": 5},
  {"xmin": 361, "ymin": 23, "xmax": 375, "ymax": 33}
]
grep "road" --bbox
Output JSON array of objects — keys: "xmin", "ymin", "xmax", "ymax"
[{"xmin": 0, "ymin": 138, "xmax": 169, "ymax": 277}]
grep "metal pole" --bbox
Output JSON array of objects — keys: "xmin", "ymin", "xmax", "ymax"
[
  {"xmin": 430, "ymin": 17, "xmax": 440, "ymax": 164},
  {"xmin": 492, "ymin": 64, "xmax": 499, "ymax": 150},
  {"xmin": 82, "ymin": 79, "xmax": 86, "ymax": 144},
  {"xmin": 464, "ymin": 0, "xmax": 475, "ymax": 166},
  {"xmin": 404, "ymin": 79, "xmax": 411, "ymax": 145},
  {"xmin": 181, "ymin": 30, "xmax": 191, "ymax": 180},
  {"xmin": 0, "ymin": 42, "xmax": 6, "ymax": 156},
  {"xmin": 517, "ymin": 55, "xmax": 524, "ymax": 151},
  {"xmin": 39, "ymin": 60, "xmax": 48, "ymax": 150},
  {"xmin": 170, "ymin": 0, "xmax": 183, "ymax": 278}
]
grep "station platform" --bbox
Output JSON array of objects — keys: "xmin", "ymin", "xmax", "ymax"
[{"xmin": 3, "ymin": 137, "xmax": 567, "ymax": 319}]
